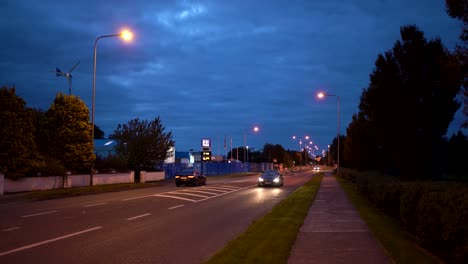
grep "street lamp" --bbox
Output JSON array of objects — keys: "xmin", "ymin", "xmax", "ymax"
[
  {"xmin": 243, "ymin": 126, "xmax": 259, "ymax": 171},
  {"xmin": 292, "ymin": 135, "xmax": 310, "ymax": 168},
  {"xmin": 317, "ymin": 91, "xmax": 340, "ymax": 175},
  {"xmin": 90, "ymin": 29, "xmax": 133, "ymax": 186}
]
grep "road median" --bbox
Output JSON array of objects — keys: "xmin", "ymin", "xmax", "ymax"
[{"xmin": 204, "ymin": 173, "xmax": 324, "ymax": 264}]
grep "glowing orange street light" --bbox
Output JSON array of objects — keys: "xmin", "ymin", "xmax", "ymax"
[
  {"xmin": 317, "ymin": 91, "xmax": 340, "ymax": 174},
  {"xmin": 120, "ymin": 29, "xmax": 133, "ymax": 41},
  {"xmin": 91, "ymin": 29, "xmax": 134, "ymax": 186}
]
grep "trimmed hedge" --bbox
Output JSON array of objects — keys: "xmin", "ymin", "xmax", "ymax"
[{"xmin": 339, "ymin": 168, "xmax": 468, "ymax": 264}]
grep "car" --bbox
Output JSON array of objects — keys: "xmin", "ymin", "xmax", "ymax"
[
  {"xmin": 174, "ymin": 169, "xmax": 206, "ymax": 187},
  {"xmin": 313, "ymin": 165, "xmax": 320, "ymax": 171},
  {"xmin": 258, "ymin": 169, "xmax": 283, "ymax": 187}
]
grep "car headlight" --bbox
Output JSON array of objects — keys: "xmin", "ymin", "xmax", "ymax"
[
  {"xmin": 258, "ymin": 178, "xmax": 264, "ymax": 182},
  {"xmin": 188, "ymin": 176, "xmax": 195, "ymax": 178},
  {"xmin": 175, "ymin": 176, "xmax": 180, "ymax": 179},
  {"xmin": 273, "ymin": 177, "xmax": 280, "ymax": 183}
]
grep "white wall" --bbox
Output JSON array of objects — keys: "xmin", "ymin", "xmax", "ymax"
[
  {"xmin": 141, "ymin": 171, "xmax": 164, "ymax": 182},
  {"xmin": 92, "ymin": 172, "xmax": 134, "ymax": 186},
  {"xmin": 2, "ymin": 172, "xmax": 140, "ymax": 193}
]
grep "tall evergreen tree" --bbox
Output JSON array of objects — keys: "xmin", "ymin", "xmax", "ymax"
[
  {"xmin": 356, "ymin": 25, "xmax": 462, "ymax": 178},
  {"xmin": 446, "ymin": 0, "xmax": 468, "ymax": 128}
]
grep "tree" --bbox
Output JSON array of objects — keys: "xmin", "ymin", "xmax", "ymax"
[
  {"xmin": 262, "ymin": 143, "xmax": 292, "ymax": 166},
  {"xmin": 446, "ymin": 0, "xmax": 468, "ymax": 128},
  {"xmin": 94, "ymin": 125, "xmax": 105, "ymax": 139},
  {"xmin": 445, "ymin": 131, "xmax": 468, "ymax": 178},
  {"xmin": 0, "ymin": 86, "xmax": 44, "ymax": 178},
  {"xmin": 355, "ymin": 25, "xmax": 462, "ymax": 178},
  {"xmin": 344, "ymin": 113, "xmax": 379, "ymax": 171},
  {"xmin": 46, "ymin": 93, "xmax": 94, "ymax": 172},
  {"xmin": 110, "ymin": 117, "xmax": 174, "ymax": 171}
]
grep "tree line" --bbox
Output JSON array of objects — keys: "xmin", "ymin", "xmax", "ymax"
[
  {"xmin": 0, "ymin": 88, "xmax": 174, "ymax": 179},
  {"xmin": 328, "ymin": 2, "xmax": 468, "ymax": 180}
]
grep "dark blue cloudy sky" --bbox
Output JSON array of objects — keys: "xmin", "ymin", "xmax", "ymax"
[{"xmin": 0, "ymin": 0, "xmax": 464, "ymax": 155}]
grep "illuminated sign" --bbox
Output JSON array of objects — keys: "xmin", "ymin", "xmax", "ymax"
[
  {"xmin": 202, "ymin": 151, "xmax": 212, "ymax": 161},
  {"xmin": 201, "ymin": 138, "xmax": 211, "ymax": 147}
]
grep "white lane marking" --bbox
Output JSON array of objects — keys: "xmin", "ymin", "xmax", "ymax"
[
  {"xmin": 180, "ymin": 189, "xmax": 219, "ymax": 195},
  {"xmin": 196, "ymin": 185, "xmax": 256, "ymax": 203},
  {"xmin": 0, "ymin": 226, "xmax": 102, "ymax": 257},
  {"xmin": 122, "ymin": 194, "xmax": 155, "ymax": 201},
  {"xmin": 198, "ymin": 187, "xmax": 229, "ymax": 193},
  {"xmin": 218, "ymin": 185, "xmax": 242, "ymax": 190},
  {"xmin": 126, "ymin": 213, "xmax": 151, "ymax": 221},
  {"xmin": 153, "ymin": 194, "xmax": 196, "ymax": 202},
  {"xmin": 21, "ymin": 211, "xmax": 57, "ymax": 218},
  {"xmin": 84, "ymin": 202, "xmax": 107, "ymax": 207},
  {"xmin": 169, "ymin": 192, "xmax": 209, "ymax": 198},
  {"xmin": 168, "ymin": 205, "xmax": 185, "ymax": 210},
  {"xmin": 2, "ymin": 227, "xmax": 20, "ymax": 232}
]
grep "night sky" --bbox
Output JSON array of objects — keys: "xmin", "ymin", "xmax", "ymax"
[{"xmin": 0, "ymin": 0, "xmax": 463, "ymax": 155}]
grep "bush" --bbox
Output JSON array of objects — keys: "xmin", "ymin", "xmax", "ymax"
[
  {"xmin": 95, "ymin": 154, "xmax": 128, "ymax": 173},
  {"xmin": 39, "ymin": 157, "xmax": 67, "ymax": 176},
  {"xmin": 341, "ymin": 168, "xmax": 468, "ymax": 263}
]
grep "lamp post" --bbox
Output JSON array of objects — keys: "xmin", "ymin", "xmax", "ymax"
[
  {"xmin": 90, "ymin": 29, "xmax": 133, "ymax": 186},
  {"xmin": 292, "ymin": 135, "xmax": 310, "ymax": 169},
  {"xmin": 243, "ymin": 126, "xmax": 259, "ymax": 172},
  {"xmin": 317, "ymin": 92, "xmax": 340, "ymax": 175}
]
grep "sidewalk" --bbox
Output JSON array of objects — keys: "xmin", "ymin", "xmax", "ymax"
[{"xmin": 288, "ymin": 173, "xmax": 393, "ymax": 264}]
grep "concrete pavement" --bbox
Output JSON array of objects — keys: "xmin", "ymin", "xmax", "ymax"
[{"xmin": 288, "ymin": 172, "xmax": 393, "ymax": 264}]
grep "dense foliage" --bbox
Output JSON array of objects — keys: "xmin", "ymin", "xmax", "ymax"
[
  {"xmin": 446, "ymin": 0, "xmax": 468, "ymax": 128},
  {"xmin": 344, "ymin": 25, "xmax": 463, "ymax": 179},
  {"xmin": 45, "ymin": 93, "xmax": 94, "ymax": 173},
  {"xmin": 339, "ymin": 169, "xmax": 468, "ymax": 264},
  {"xmin": 0, "ymin": 86, "xmax": 44, "ymax": 178},
  {"xmin": 110, "ymin": 117, "xmax": 174, "ymax": 171}
]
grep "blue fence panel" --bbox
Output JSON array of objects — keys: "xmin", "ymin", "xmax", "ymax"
[{"xmin": 163, "ymin": 162, "xmax": 273, "ymax": 179}]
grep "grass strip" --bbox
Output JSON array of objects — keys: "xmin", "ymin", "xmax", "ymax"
[
  {"xmin": 204, "ymin": 173, "xmax": 324, "ymax": 264},
  {"xmin": 26, "ymin": 182, "xmax": 162, "ymax": 201},
  {"xmin": 337, "ymin": 177, "xmax": 443, "ymax": 264}
]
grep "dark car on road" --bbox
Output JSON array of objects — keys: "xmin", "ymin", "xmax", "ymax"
[
  {"xmin": 175, "ymin": 169, "xmax": 206, "ymax": 187},
  {"xmin": 258, "ymin": 169, "xmax": 283, "ymax": 187}
]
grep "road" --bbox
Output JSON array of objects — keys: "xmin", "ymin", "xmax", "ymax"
[{"xmin": 0, "ymin": 170, "xmax": 316, "ymax": 264}]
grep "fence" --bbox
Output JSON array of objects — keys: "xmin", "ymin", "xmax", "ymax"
[
  {"xmin": 162, "ymin": 162, "xmax": 274, "ymax": 179},
  {"xmin": 1, "ymin": 163, "xmax": 274, "ymax": 194}
]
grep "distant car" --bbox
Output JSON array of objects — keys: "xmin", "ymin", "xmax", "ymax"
[
  {"xmin": 175, "ymin": 169, "xmax": 206, "ymax": 187},
  {"xmin": 313, "ymin": 165, "xmax": 320, "ymax": 171},
  {"xmin": 258, "ymin": 169, "xmax": 283, "ymax": 187}
]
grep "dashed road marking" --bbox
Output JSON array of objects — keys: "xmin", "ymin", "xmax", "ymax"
[
  {"xmin": 21, "ymin": 211, "xmax": 57, "ymax": 218},
  {"xmin": 2, "ymin": 227, "xmax": 20, "ymax": 232},
  {"xmin": 168, "ymin": 205, "xmax": 185, "ymax": 210},
  {"xmin": 0, "ymin": 226, "xmax": 102, "ymax": 257},
  {"xmin": 84, "ymin": 202, "xmax": 107, "ymax": 207},
  {"xmin": 122, "ymin": 194, "xmax": 155, "ymax": 201},
  {"xmin": 126, "ymin": 213, "xmax": 151, "ymax": 221}
]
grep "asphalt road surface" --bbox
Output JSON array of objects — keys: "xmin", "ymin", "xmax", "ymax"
[{"xmin": 0, "ymin": 170, "xmax": 316, "ymax": 264}]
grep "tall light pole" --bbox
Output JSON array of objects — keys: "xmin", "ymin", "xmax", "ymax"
[
  {"xmin": 317, "ymin": 92, "xmax": 340, "ymax": 175},
  {"xmin": 90, "ymin": 29, "xmax": 133, "ymax": 186},
  {"xmin": 243, "ymin": 126, "xmax": 259, "ymax": 172},
  {"xmin": 292, "ymin": 135, "xmax": 310, "ymax": 169}
]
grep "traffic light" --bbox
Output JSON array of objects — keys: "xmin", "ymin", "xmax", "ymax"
[{"xmin": 202, "ymin": 151, "xmax": 211, "ymax": 161}]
